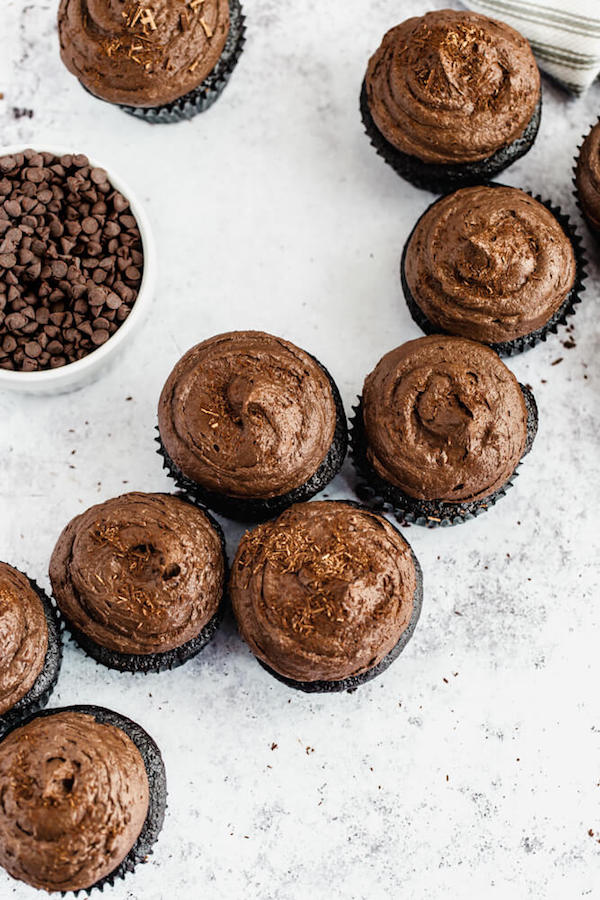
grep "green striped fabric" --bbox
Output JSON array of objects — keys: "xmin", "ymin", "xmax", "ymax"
[{"xmin": 466, "ymin": 0, "xmax": 600, "ymax": 91}]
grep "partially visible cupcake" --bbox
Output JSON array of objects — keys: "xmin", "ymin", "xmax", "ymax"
[
  {"xmin": 230, "ymin": 500, "xmax": 422, "ymax": 693},
  {"xmin": 58, "ymin": 0, "xmax": 245, "ymax": 123},
  {"xmin": 361, "ymin": 9, "xmax": 541, "ymax": 193},
  {"xmin": 401, "ymin": 185, "xmax": 585, "ymax": 355},
  {"xmin": 0, "ymin": 562, "xmax": 62, "ymax": 737},
  {"xmin": 575, "ymin": 120, "xmax": 600, "ymax": 233},
  {"xmin": 49, "ymin": 492, "xmax": 226, "ymax": 672},
  {"xmin": 351, "ymin": 336, "xmax": 538, "ymax": 527},
  {"xmin": 0, "ymin": 705, "xmax": 166, "ymax": 893},
  {"xmin": 158, "ymin": 331, "xmax": 348, "ymax": 521}
]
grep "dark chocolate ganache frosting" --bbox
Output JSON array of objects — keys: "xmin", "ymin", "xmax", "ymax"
[
  {"xmin": 362, "ymin": 336, "xmax": 528, "ymax": 502},
  {"xmin": 405, "ymin": 186, "xmax": 576, "ymax": 344},
  {"xmin": 58, "ymin": 0, "xmax": 230, "ymax": 107},
  {"xmin": 576, "ymin": 121, "xmax": 600, "ymax": 231},
  {"xmin": 0, "ymin": 711, "xmax": 148, "ymax": 892},
  {"xmin": 49, "ymin": 492, "xmax": 224, "ymax": 655},
  {"xmin": 0, "ymin": 563, "xmax": 48, "ymax": 717},
  {"xmin": 365, "ymin": 9, "xmax": 540, "ymax": 164},
  {"xmin": 158, "ymin": 331, "xmax": 338, "ymax": 500},
  {"xmin": 230, "ymin": 501, "xmax": 416, "ymax": 682}
]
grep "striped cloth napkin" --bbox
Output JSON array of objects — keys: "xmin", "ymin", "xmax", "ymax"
[{"xmin": 465, "ymin": 0, "xmax": 600, "ymax": 92}]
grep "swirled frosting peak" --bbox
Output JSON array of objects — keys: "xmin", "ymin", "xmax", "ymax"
[
  {"xmin": 58, "ymin": 0, "xmax": 230, "ymax": 107},
  {"xmin": 405, "ymin": 186, "xmax": 576, "ymax": 343},
  {"xmin": 49, "ymin": 492, "xmax": 224, "ymax": 655},
  {"xmin": 158, "ymin": 331, "xmax": 338, "ymax": 499},
  {"xmin": 576, "ymin": 121, "xmax": 600, "ymax": 231},
  {"xmin": 362, "ymin": 336, "xmax": 528, "ymax": 502},
  {"xmin": 231, "ymin": 501, "xmax": 417, "ymax": 682},
  {"xmin": 0, "ymin": 563, "xmax": 48, "ymax": 716},
  {"xmin": 365, "ymin": 9, "xmax": 540, "ymax": 164},
  {"xmin": 0, "ymin": 711, "xmax": 148, "ymax": 892}
]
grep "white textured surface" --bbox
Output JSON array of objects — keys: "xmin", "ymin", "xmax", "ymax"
[{"xmin": 1, "ymin": 2, "xmax": 599, "ymax": 898}]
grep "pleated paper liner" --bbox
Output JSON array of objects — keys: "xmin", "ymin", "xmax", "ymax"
[
  {"xmin": 572, "ymin": 119, "xmax": 600, "ymax": 237},
  {"xmin": 0, "ymin": 705, "xmax": 167, "ymax": 896},
  {"xmin": 0, "ymin": 571, "xmax": 63, "ymax": 739},
  {"xmin": 155, "ymin": 357, "xmax": 349, "ymax": 522},
  {"xmin": 359, "ymin": 79, "xmax": 542, "ymax": 194},
  {"xmin": 257, "ymin": 538, "xmax": 423, "ymax": 694},
  {"xmin": 58, "ymin": 493, "xmax": 228, "ymax": 674},
  {"xmin": 121, "ymin": 0, "xmax": 246, "ymax": 124},
  {"xmin": 400, "ymin": 188, "xmax": 587, "ymax": 357},
  {"xmin": 349, "ymin": 386, "xmax": 538, "ymax": 528}
]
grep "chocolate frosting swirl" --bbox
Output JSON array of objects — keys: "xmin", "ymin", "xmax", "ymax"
[
  {"xmin": 576, "ymin": 121, "xmax": 600, "ymax": 231},
  {"xmin": 49, "ymin": 492, "xmax": 224, "ymax": 655},
  {"xmin": 58, "ymin": 0, "xmax": 230, "ymax": 107},
  {"xmin": 158, "ymin": 332, "xmax": 338, "ymax": 500},
  {"xmin": 362, "ymin": 336, "xmax": 527, "ymax": 502},
  {"xmin": 365, "ymin": 9, "xmax": 540, "ymax": 164},
  {"xmin": 405, "ymin": 186, "xmax": 576, "ymax": 344},
  {"xmin": 0, "ymin": 564, "xmax": 48, "ymax": 717},
  {"xmin": 230, "ymin": 501, "xmax": 416, "ymax": 683},
  {"xmin": 0, "ymin": 711, "xmax": 148, "ymax": 892}
]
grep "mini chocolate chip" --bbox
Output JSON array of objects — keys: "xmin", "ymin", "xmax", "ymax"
[
  {"xmin": 0, "ymin": 253, "xmax": 17, "ymax": 269},
  {"xmin": 5, "ymin": 312, "xmax": 27, "ymax": 330},
  {"xmin": 92, "ymin": 328, "xmax": 109, "ymax": 345},
  {"xmin": 82, "ymin": 216, "xmax": 99, "ymax": 235}
]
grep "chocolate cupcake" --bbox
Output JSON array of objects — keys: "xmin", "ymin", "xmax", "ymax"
[
  {"xmin": 575, "ymin": 120, "xmax": 600, "ymax": 234},
  {"xmin": 58, "ymin": 0, "xmax": 245, "ymax": 124},
  {"xmin": 361, "ymin": 10, "xmax": 541, "ymax": 193},
  {"xmin": 401, "ymin": 185, "xmax": 585, "ymax": 355},
  {"xmin": 351, "ymin": 336, "xmax": 538, "ymax": 527},
  {"xmin": 0, "ymin": 705, "xmax": 166, "ymax": 893},
  {"xmin": 230, "ymin": 500, "xmax": 422, "ymax": 693},
  {"xmin": 49, "ymin": 492, "xmax": 226, "ymax": 673},
  {"xmin": 0, "ymin": 563, "xmax": 62, "ymax": 737},
  {"xmin": 158, "ymin": 331, "xmax": 348, "ymax": 522}
]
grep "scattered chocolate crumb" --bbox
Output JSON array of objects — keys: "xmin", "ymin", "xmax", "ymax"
[
  {"xmin": 562, "ymin": 338, "xmax": 576, "ymax": 349},
  {"xmin": 443, "ymin": 677, "xmax": 448, "ymax": 684},
  {"xmin": 270, "ymin": 742, "xmax": 277, "ymax": 751},
  {"xmin": 551, "ymin": 358, "xmax": 563, "ymax": 366},
  {"xmin": 12, "ymin": 107, "xmax": 34, "ymax": 119},
  {"xmin": 305, "ymin": 746, "xmax": 314, "ymax": 755}
]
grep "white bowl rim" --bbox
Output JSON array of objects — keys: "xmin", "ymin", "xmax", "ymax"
[{"xmin": 0, "ymin": 144, "xmax": 156, "ymax": 386}]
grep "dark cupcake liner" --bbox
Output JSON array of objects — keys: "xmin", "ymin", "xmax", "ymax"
[
  {"xmin": 156, "ymin": 358, "xmax": 349, "ymax": 523},
  {"xmin": 0, "ymin": 704, "xmax": 167, "ymax": 895},
  {"xmin": 58, "ymin": 494, "xmax": 227, "ymax": 674},
  {"xmin": 360, "ymin": 79, "xmax": 542, "ymax": 194},
  {"xmin": 400, "ymin": 188, "xmax": 587, "ymax": 357},
  {"xmin": 0, "ymin": 572, "xmax": 63, "ymax": 739},
  {"xmin": 257, "ymin": 531, "xmax": 423, "ymax": 694},
  {"xmin": 119, "ymin": 0, "xmax": 245, "ymax": 123},
  {"xmin": 572, "ymin": 121, "xmax": 600, "ymax": 237},
  {"xmin": 349, "ymin": 386, "xmax": 538, "ymax": 528}
]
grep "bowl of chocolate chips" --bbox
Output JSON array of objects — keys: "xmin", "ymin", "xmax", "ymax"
[{"xmin": 0, "ymin": 147, "xmax": 155, "ymax": 393}]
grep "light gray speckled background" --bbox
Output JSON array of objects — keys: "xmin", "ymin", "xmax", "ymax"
[{"xmin": 1, "ymin": 1, "xmax": 599, "ymax": 898}]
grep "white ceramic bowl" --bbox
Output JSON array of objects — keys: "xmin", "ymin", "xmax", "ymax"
[{"xmin": 0, "ymin": 145, "xmax": 156, "ymax": 394}]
